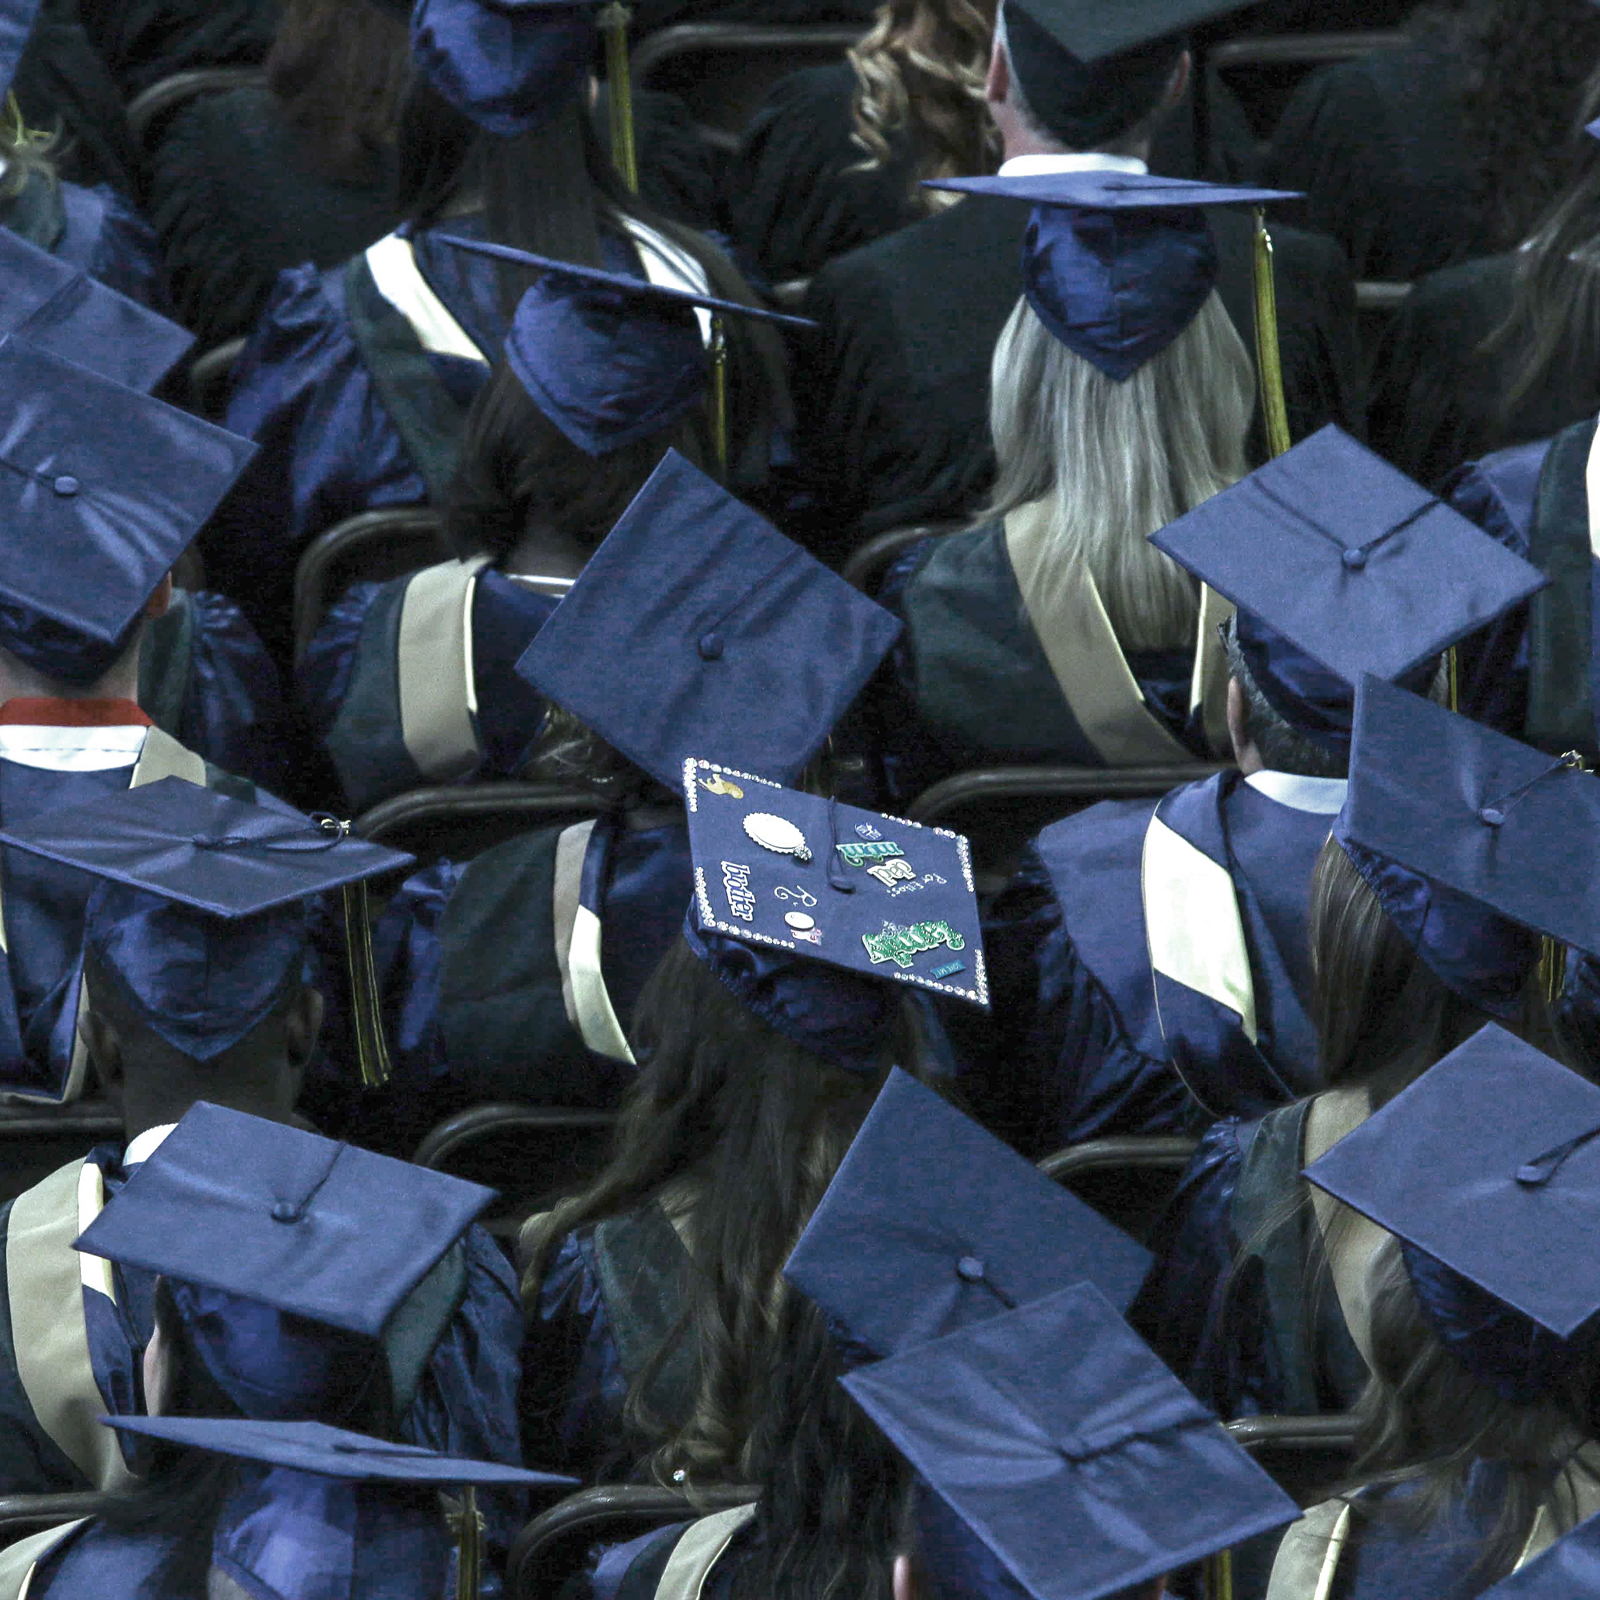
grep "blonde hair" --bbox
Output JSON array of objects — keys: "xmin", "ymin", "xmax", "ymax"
[
  {"xmin": 847, "ymin": 0, "xmax": 1000, "ymax": 209},
  {"xmin": 0, "ymin": 94, "xmax": 57, "ymax": 202},
  {"xmin": 985, "ymin": 290, "xmax": 1254, "ymax": 653}
]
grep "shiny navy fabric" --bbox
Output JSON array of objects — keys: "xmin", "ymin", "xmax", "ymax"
[
  {"xmin": 470, "ymin": 572, "xmax": 561, "ymax": 774},
  {"xmin": 411, "ymin": 0, "xmax": 594, "ymax": 135},
  {"xmin": 0, "ymin": 0, "xmax": 39, "ymax": 100},
  {"xmin": 1488, "ymin": 1499, "xmax": 1600, "ymax": 1596},
  {"xmin": 53, "ymin": 180, "xmax": 170, "ymax": 312}
]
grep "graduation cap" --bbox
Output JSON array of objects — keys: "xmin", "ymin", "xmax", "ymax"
[
  {"xmin": 924, "ymin": 169, "xmax": 1299, "ymax": 386},
  {"xmin": 433, "ymin": 238, "xmax": 813, "ymax": 462},
  {"xmin": 0, "ymin": 778, "xmax": 413, "ymax": 1061},
  {"xmin": 1151, "ymin": 425, "xmax": 1548, "ymax": 753},
  {"xmin": 0, "ymin": 337, "xmax": 255, "ymax": 687},
  {"xmin": 516, "ymin": 452, "xmax": 902, "ymax": 791},
  {"xmin": 0, "ymin": 227, "xmax": 194, "ymax": 392},
  {"xmin": 1304, "ymin": 1024, "xmax": 1600, "ymax": 1400},
  {"xmin": 0, "ymin": 0, "xmax": 40, "ymax": 101},
  {"xmin": 1333, "ymin": 675, "xmax": 1600, "ymax": 1017},
  {"xmin": 1480, "ymin": 1506, "xmax": 1600, "ymax": 1596},
  {"xmin": 785, "ymin": 1069, "xmax": 1150, "ymax": 1361},
  {"xmin": 843, "ymin": 1283, "xmax": 1298, "ymax": 1600}
]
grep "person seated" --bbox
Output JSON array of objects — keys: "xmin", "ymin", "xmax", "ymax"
[
  {"xmin": 943, "ymin": 426, "xmax": 1544, "ymax": 1155},
  {"xmin": 300, "ymin": 256, "xmax": 806, "ymax": 815},
  {"xmin": 1267, "ymin": 1027, "xmax": 1600, "ymax": 1597},
  {"xmin": 784, "ymin": 0, "xmax": 1362, "ymax": 562},
  {"xmin": 1263, "ymin": 0, "xmax": 1600, "ymax": 284},
  {"xmin": 204, "ymin": 0, "xmax": 790, "ymax": 664},
  {"xmin": 865, "ymin": 167, "xmax": 1269, "ymax": 799},
  {"xmin": 305, "ymin": 451, "xmax": 901, "ymax": 1153},
  {"xmin": 0, "ymin": 1097, "xmax": 542, "ymax": 1597},
  {"xmin": 1368, "ymin": 65, "xmax": 1600, "ymax": 492},
  {"xmin": 1132, "ymin": 677, "xmax": 1600, "ymax": 1425}
]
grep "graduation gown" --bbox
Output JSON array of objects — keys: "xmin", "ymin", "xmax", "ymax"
[
  {"xmin": 0, "ymin": 1137, "xmax": 525, "ymax": 1512},
  {"xmin": 74, "ymin": 0, "xmax": 276, "ymax": 103},
  {"xmin": 785, "ymin": 191, "xmax": 1364, "ymax": 560},
  {"xmin": 577, "ymin": 1509, "xmax": 756, "ymax": 1600},
  {"xmin": 300, "ymin": 560, "xmax": 560, "ymax": 815},
  {"xmin": 945, "ymin": 770, "xmax": 1338, "ymax": 1160},
  {"xmin": 872, "ymin": 518, "xmax": 1231, "ymax": 803},
  {"xmin": 147, "ymin": 84, "xmax": 404, "ymax": 346},
  {"xmin": 519, "ymin": 1197, "xmax": 697, "ymax": 1482},
  {"xmin": 303, "ymin": 812, "xmax": 688, "ymax": 1157}
]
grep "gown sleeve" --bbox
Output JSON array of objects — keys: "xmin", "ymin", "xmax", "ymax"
[
  {"xmin": 80, "ymin": 185, "xmax": 171, "ymax": 311},
  {"xmin": 298, "ymin": 580, "xmax": 386, "ymax": 738}
]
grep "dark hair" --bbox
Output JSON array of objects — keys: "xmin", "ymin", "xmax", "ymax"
[
  {"xmin": 265, "ymin": 0, "xmax": 411, "ymax": 185},
  {"xmin": 1483, "ymin": 57, "xmax": 1600, "ymax": 422},
  {"xmin": 1409, "ymin": 0, "xmax": 1600, "ymax": 252},
  {"xmin": 1221, "ymin": 620, "xmax": 1349, "ymax": 781},
  {"xmin": 443, "ymin": 361, "xmax": 709, "ymax": 564},
  {"xmin": 1342, "ymin": 1234, "xmax": 1600, "ymax": 1586},
  {"xmin": 518, "ymin": 938, "xmax": 903, "ymax": 1483}
]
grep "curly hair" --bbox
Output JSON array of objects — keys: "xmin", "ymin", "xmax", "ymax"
[
  {"xmin": 1410, "ymin": 0, "xmax": 1600, "ymax": 251},
  {"xmin": 847, "ymin": 0, "xmax": 1000, "ymax": 209},
  {"xmin": 0, "ymin": 93, "xmax": 57, "ymax": 202}
]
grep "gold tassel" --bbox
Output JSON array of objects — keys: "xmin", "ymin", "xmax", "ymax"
[
  {"xmin": 709, "ymin": 311, "xmax": 729, "ymax": 478},
  {"xmin": 445, "ymin": 1487, "xmax": 483, "ymax": 1600},
  {"xmin": 1252, "ymin": 208, "xmax": 1291, "ymax": 460},
  {"xmin": 1539, "ymin": 937, "xmax": 1568, "ymax": 1005},
  {"xmin": 597, "ymin": 4, "xmax": 637, "ymax": 193},
  {"xmin": 1447, "ymin": 645, "xmax": 1460, "ymax": 712},
  {"xmin": 342, "ymin": 879, "xmax": 392, "ymax": 1088},
  {"xmin": 1209, "ymin": 1547, "xmax": 1234, "ymax": 1600}
]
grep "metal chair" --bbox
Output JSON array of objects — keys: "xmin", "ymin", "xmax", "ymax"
[
  {"xmin": 1205, "ymin": 29, "xmax": 1410, "ymax": 139},
  {"xmin": 0, "ymin": 1100, "xmax": 123, "ymax": 1207},
  {"xmin": 291, "ymin": 508, "xmax": 450, "ymax": 667},
  {"xmin": 509, "ymin": 1483, "xmax": 759, "ymax": 1600},
  {"xmin": 126, "ymin": 67, "xmax": 268, "ymax": 156},
  {"xmin": 1226, "ymin": 1414, "xmax": 1360, "ymax": 1507},
  {"xmin": 187, "ymin": 336, "xmax": 247, "ymax": 421},
  {"xmin": 632, "ymin": 24, "xmax": 866, "ymax": 152},
  {"xmin": 352, "ymin": 783, "xmax": 613, "ymax": 866},
  {"xmin": 840, "ymin": 523, "xmax": 963, "ymax": 597},
  {"xmin": 0, "ymin": 1492, "xmax": 118, "ymax": 1548},
  {"xmin": 1038, "ymin": 1136, "xmax": 1200, "ymax": 1247}
]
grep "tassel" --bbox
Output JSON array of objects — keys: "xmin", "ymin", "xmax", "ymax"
[
  {"xmin": 1209, "ymin": 1546, "xmax": 1234, "ymax": 1600},
  {"xmin": 342, "ymin": 879, "xmax": 392, "ymax": 1088},
  {"xmin": 708, "ymin": 312, "xmax": 729, "ymax": 477},
  {"xmin": 1252, "ymin": 208, "xmax": 1291, "ymax": 460},
  {"xmin": 445, "ymin": 1487, "xmax": 484, "ymax": 1600},
  {"xmin": 1539, "ymin": 936, "xmax": 1568, "ymax": 1006},
  {"xmin": 1448, "ymin": 645, "xmax": 1460, "ymax": 712},
  {"xmin": 597, "ymin": 4, "xmax": 637, "ymax": 193}
]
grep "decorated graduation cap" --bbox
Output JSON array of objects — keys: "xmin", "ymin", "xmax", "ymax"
[
  {"xmin": 0, "ymin": 227, "xmax": 194, "ymax": 391},
  {"xmin": 1334, "ymin": 675, "xmax": 1600, "ymax": 1017},
  {"xmin": 845, "ymin": 1283, "xmax": 1298, "ymax": 1600},
  {"xmin": 683, "ymin": 767, "xmax": 986, "ymax": 1073},
  {"xmin": 517, "ymin": 452, "xmax": 902, "ymax": 791},
  {"xmin": 0, "ymin": 778, "xmax": 412, "ymax": 1063},
  {"xmin": 1150, "ymin": 425, "xmax": 1548, "ymax": 754},
  {"xmin": 0, "ymin": 338, "xmax": 255, "ymax": 687},
  {"xmin": 1305, "ymin": 1024, "xmax": 1600, "ymax": 1402},
  {"xmin": 434, "ymin": 238, "xmax": 814, "ymax": 467},
  {"xmin": 925, "ymin": 167, "xmax": 1302, "ymax": 451},
  {"xmin": 785, "ymin": 1069, "xmax": 1149, "ymax": 1361},
  {"xmin": 410, "ymin": 0, "xmax": 641, "ymax": 189}
]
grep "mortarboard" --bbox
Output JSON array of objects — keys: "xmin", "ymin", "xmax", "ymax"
[
  {"xmin": 1151, "ymin": 426, "xmax": 1548, "ymax": 753},
  {"xmin": 843, "ymin": 1283, "xmax": 1299, "ymax": 1600},
  {"xmin": 1304, "ymin": 1024, "xmax": 1600, "ymax": 1401},
  {"xmin": 433, "ymin": 238, "xmax": 813, "ymax": 456},
  {"xmin": 924, "ymin": 169, "xmax": 1299, "ymax": 381},
  {"xmin": 0, "ymin": 0, "xmax": 39, "ymax": 101},
  {"xmin": 0, "ymin": 338, "xmax": 255, "ymax": 687},
  {"xmin": 516, "ymin": 452, "xmax": 902, "ymax": 791},
  {"xmin": 785, "ymin": 1069, "xmax": 1150, "ymax": 1361},
  {"xmin": 0, "ymin": 227, "xmax": 194, "ymax": 392},
  {"xmin": 1480, "ymin": 1506, "xmax": 1600, "ymax": 1595},
  {"xmin": 76, "ymin": 1103, "xmax": 493, "ymax": 1340},
  {"xmin": 0, "ymin": 779, "xmax": 413, "ymax": 1060},
  {"xmin": 1334, "ymin": 675, "xmax": 1600, "ymax": 1016}
]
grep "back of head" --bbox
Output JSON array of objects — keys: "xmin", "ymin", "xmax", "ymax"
[
  {"xmin": 986, "ymin": 287, "xmax": 1252, "ymax": 653},
  {"xmin": 1223, "ymin": 617, "xmax": 1351, "ymax": 780}
]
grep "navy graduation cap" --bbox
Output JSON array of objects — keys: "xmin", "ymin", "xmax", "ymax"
[
  {"xmin": 75, "ymin": 1102, "xmax": 494, "ymax": 1342},
  {"xmin": 0, "ymin": 778, "xmax": 413, "ymax": 1060},
  {"xmin": 433, "ymin": 238, "xmax": 813, "ymax": 455},
  {"xmin": 0, "ymin": 338, "xmax": 255, "ymax": 687},
  {"xmin": 517, "ymin": 452, "xmax": 902, "ymax": 790},
  {"xmin": 785, "ymin": 1069, "xmax": 1150, "ymax": 1363},
  {"xmin": 1335, "ymin": 675, "xmax": 1600, "ymax": 1017},
  {"xmin": 1305, "ymin": 1024, "xmax": 1600, "ymax": 1400},
  {"xmin": 844, "ymin": 1284, "xmax": 1298, "ymax": 1600},
  {"xmin": 923, "ymin": 168, "xmax": 1300, "ymax": 381},
  {"xmin": 1481, "ymin": 1506, "xmax": 1600, "ymax": 1595},
  {"xmin": 1151, "ymin": 425, "xmax": 1548, "ymax": 752},
  {"xmin": 0, "ymin": 0, "xmax": 39, "ymax": 101},
  {"xmin": 0, "ymin": 227, "xmax": 194, "ymax": 391}
]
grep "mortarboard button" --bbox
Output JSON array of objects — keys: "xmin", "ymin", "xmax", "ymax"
[
  {"xmin": 956, "ymin": 1256, "xmax": 987, "ymax": 1284},
  {"xmin": 53, "ymin": 475, "xmax": 78, "ymax": 496},
  {"xmin": 1480, "ymin": 806, "xmax": 1506, "ymax": 827},
  {"xmin": 1342, "ymin": 546, "xmax": 1366, "ymax": 570},
  {"xmin": 271, "ymin": 1200, "xmax": 297, "ymax": 1223},
  {"xmin": 698, "ymin": 632, "xmax": 724, "ymax": 661}
]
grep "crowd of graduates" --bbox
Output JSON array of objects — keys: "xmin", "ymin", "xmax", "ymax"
[{"xmin": 9, "ymin": 0, "xmax": 1600, "ymax": 1597}]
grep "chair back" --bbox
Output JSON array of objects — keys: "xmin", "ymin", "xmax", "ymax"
[
  {"xmin": 1206, "ymin": 28, "xmax": 1410, "ymax": 139},
  {"xmin": 841, "ymin": 523, "xmax": 964, "ymax": 597},
  {"xmin": 0, "ymin": 1492, "xmax": 120, "ymax": 1549},
  {"xmin": 1038, "ymin": 1136, "xmax": 1200, "ymax": 1247},
  {"xmin": 187, "ymin": 336, "xmax": 247, "ymax": 421},
  {"xmin": 352, "ymin": 783, "xmax": 613, "ymax": 866},
  {"xmin": 1226, "ymin": 1414, "xmax": 1360, "ymax": 1508},
  {"xmin": 0, "ymin": 1103, "xmax": 123, "ymax": 1207},
  {"xmin": 126, "ymin": 67, "xmax": 269, "ymax": 156}
]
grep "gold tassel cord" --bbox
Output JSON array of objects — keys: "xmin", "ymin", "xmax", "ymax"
[
  {"xmin": 597, "ymin": 3, "xmax": 638, "ymax": 193},
  {"xmin": 1252, "ymin": 208, "xmax": 1292, "ymax": 460},
  {"xmin": 1540, "ymin": 937, "xmax": 1569, "ymax": 1005},
  {"xmin": 1209, "ymin": 1546, "xmax": 1234, "ymax": 1600},
  {"xmin": 1448, "ymin": 645, "xmax": 1460, "ymax": 713},
  {"xmin": 709, "ymin": 312, "xmax": 729, "ymax": 478},
  {"xmin": 342, "ymin": 878, "xmax": 392, "ymax": 1089},
  {"xmin": 447, "ymin": 1487, "xmax": 484, "ymax": 1600}
]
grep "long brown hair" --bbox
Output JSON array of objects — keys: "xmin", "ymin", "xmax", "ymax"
[{"xmin": 848, "ymin": 0, "xmax": 1000, "ymax": 208}]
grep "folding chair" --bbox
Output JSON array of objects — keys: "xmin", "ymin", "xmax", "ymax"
[
  {"xmin": 0, "ymin": 1492, "xmax": 119, "ymax": 1549},
  {"xmin": 632, "ymin": 24, "xmax": 866, "ymax": 152},
  {"xmin": 1226, "ymin": 1413, "xmax": 1360, "ymax": 1507},
  {"xmin": 840, "ymin": 523, "xmax": 963, "ymax": 597},
  {"xmin": 0, "ymin": 1101, "xmax": 123, "ymax": 1206},
  {"xmin": 291, "ymin": 508, "xmax": 450, "ymax": 667},
  {"xmin": 1038, "ymin": 1136, "xmax": 1200, "ymax": 1247},
  {"xmin": 509, "ymin": 1483, "xmax": 760, "ymax": 1600},
  {"xmin": 352, "ymin": 783, "xmax": 613, "ymax": 866},
  {"xmin": 125, "ymin": 67, "xmax": 268, "ymax": 158},
  {"xmin": 187, "ymin": 336, "xmax": 247, "ymax": 422},
  {"xmin": 1205, "ymin": 29, "xmax": 1410, "ymax": 140}
]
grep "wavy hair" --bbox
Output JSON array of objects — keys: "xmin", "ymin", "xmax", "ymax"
[
  {"xmin": 984, "ymin": 290, "xmax": 1253, "ymax": 654},
  {"xmin": 848, "ymin": 0, "xmax": 1000, "ymax": 208},
  {"xmin": 0, "ymin": 93, "xmax": 57, "ymax": 202}
]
